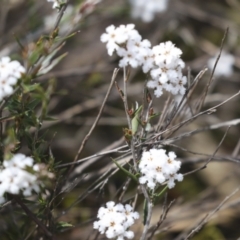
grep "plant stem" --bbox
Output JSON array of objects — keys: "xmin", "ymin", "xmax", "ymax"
[{"xmin": 13, "ymin": 195, "xmax": 53, "ymax": 238}]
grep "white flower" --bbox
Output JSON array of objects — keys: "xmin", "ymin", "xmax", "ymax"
[
  {"xmin": 101, "ymin": 27, "xmax": 187, "ymax": 98},
  {"xmin": 141, "ymin": 48, "xmax": 155, "ymax": 73},
  {"xmin": 94, "ymin": 201, "xmax": 139, "ymax": 239},
  {"xmin": 127, "ymin": 39, "xmax": 151, "ymax": 57},
  {"xmin": 129, "ymin": 0, "xmax": 169, "ymax": 22},
  {"xmin": 101, "ymin": 24, "xmax": 141, "ymax": 57},
  {"xmin": 118, "ymin": 47, "xmax": 140, "ymax": 68},
  {"xmin": 207, "ymin": 51, "xmax": 234, "ymax": 77},
  {"xmin": 3, "ymin": 153, "xmax": 33, "ymax": 169},
  {"xmin": 0, "ymin": 56, "xmax": 25, "ymax": 101},
  {"xmin": 101, "ymin": 25, "xmax": 124, "ymax": 56},
  {"xmin": 47, "ymin": 0, "xmax": 62, "ymax": 9},
  {"xmin": 0, "ymin": 57, "xmax": 25, "ymax": 79},
  {"xmin": 0, "ymin": 154, "xmax": 41, "ymax": 204},
  {"xmin": 147, "ymin": 41, "xmax": 187, "ymax": 97},
  {"xmin": 123, "ymin": 204, "xmax": 139, "ymax": 228},
  {"xmin": 166, "ymin": 173, "xmax": 183, "ymax": 189},
  {"xmin": 147, "ymin": 80, "xmax": 164, "ymax": 98},
  {"xmin": 153, "ymin": 41, "xmax": 183, "ymax": 65},
  {"xmin": 117, "ymin": 24, "xmax": 141, "ymax": 43},
  {"xmin": 139, "ymin": 148, "xmax": 183, "ymax": 190},
  {"xmin": 151, "ymin": 63, "xmax": 179, "ymax": 84}
]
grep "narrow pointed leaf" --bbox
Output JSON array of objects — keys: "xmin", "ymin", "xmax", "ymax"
[{"xmin": 111, "ymin": 158, "xmax": 138, "ymax": 182}]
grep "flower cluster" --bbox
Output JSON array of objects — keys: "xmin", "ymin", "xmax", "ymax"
[
  {"xmin": 147, "ymin": 41, "xmax": 187, "ymax": 97},
  {"xmin": 0, "ymin": 56, "xmax": 25, "ymax": 101},
  {"xmin": 93, "ymin": 201, "xmax": 139, "ymax": 240},
  {"xmin": 129, "ymin": 0, "xmax": 169, "ymax": 22},
  {"xmin": 139, "ymin": 148, "xmax": 183, "ymax": 190},
  {"xmin": 0, "ymin": 154, "xmax": 41, "ymax": 204},
  {"xmin": 101, "ymin": 24, "xmax": 187, "ymax": 97}
]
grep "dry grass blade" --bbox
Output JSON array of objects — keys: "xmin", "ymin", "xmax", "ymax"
[
  {"xmin": 152, "ymin": 90, "xmax": 240, "ymax": 141},
  {"xmin": 196, "ymin": 28, "xmax": 228, "ymax": 112},
  {"xmin": 183, "ymin": 126, "xmax": 230, "ymax": 176},
  {"xmin": 148, "ymin": 197, "xmax": 176, "ymax": 240},
  {"xmin": 71, "ymin": 68, "xmax": 119, "ymax": 165},
  {"xmin": 184, "ymin": 188, "xmax": 239, "ymax": 240}
]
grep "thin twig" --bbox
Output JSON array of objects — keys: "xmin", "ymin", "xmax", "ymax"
[
  {"xmin": 63, "ymin": 137, "xmax": 126, "ymax": 193},
  {"xmin": 152, "ymin": 91, "xmax": 240, "ymax": 141},
  {"xmin": 53, "ymin": 0, "xmax": 70, "ymax": 31},
  {"xmin": 162, "ymin": 118, "xmax": 240, "ymax": 145},
  {"xmin": 123, "ymin": 67, "xmax": 132, "ymax": 130},
  {"xmin": 162, "ymin": 68, "xmax": 208, "ymax": 135},
  {"xmin": 148, "ymin": 198, "xmax": 175, "ymax": 240},
  {"xmin": 183, "ymin": 126, "xmax": 230, "ymax": 176},
  {"xmin": 56, "ymin": 140, "xmax": 128, "ymax": 168},
  {"xmin": 163, "ymin": 143, "xmax": 240, "ymax": 164},
  {"xmin": 232, "ymin": 138, "xmax": 240, "ymax": 158},
  {"xmin": 72, "ymin": 68, "xmax": 119, "ymax": 165},
  {"xmin": 120, "ymin": 67, "xmax": 152, "ymax": 240},
  {"xmin": 140, "ymin": 191, "xmax": 153, "ymax": 240},
  {"xmin": 118, "ymin": 178, "xmax": 131, "ymax": 202},
  {"xmin": 13, "ymin": 195, "xmax": 53, "ymax": 238},
  {"xmin": 157, "ymin": 94, "xmax": 171, "ymax": 131},
  {"xmin": 184, "ymin": 187, "xmax": 239, "ymax": 239},
  {"xmin": 197, "ymin": 28, "xmax": 228, "ymax": 112}
]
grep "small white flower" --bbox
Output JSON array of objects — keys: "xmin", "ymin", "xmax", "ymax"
[
  {"xmin": 100, "ymin": 25, "xmax": 123, "ymax": 56},
  {"xmin": 141, "ymin": 48, "xmax": 155, "ymax": 73},
  {"xmin": 0, "ymin": 154, "xmax": 42, "ymax": 204},
  {"xmin": 139, "ymin": 148, "xmax": 183, "ymax": 190},
  {"xmin": 153, "ymin": 41, "xmax": 182, "ymax": 65},
  {"xmin": 118, "ymin": 47, "xmax": 140, "ymax": 68},
  {"xmin": 101, "ymin": 27, "xmax": 187, "ymax": 98},
  {"xmin": 47, "ymin": 0, "xmax": 62, "ymax": 9},
  {"xmin": 94, "ymin": 201, "xmax": 139, "ymax": 239},
  {"xmin": 123, "ymin": 204, "xmax": 139, "ymax": 228},
  {"xmin": 117, "ymin": 24, "xmax": 141, "ymax": 43},
  {"xmin": 147, "ymin": 41, "xmax": 187, "ymax": 97},
  {"xmin": 129, "ymin": 0, "xmax": 169, "ymax": 22},
  {"xmin": 0, "ymin": 56, "xmax": 25, "ymax": 101},
  {"xmin": 100, "ymin": 24, "xmax": 142, "ymax": 58},
  {"xmin": 101, "ymin": 25, "xmax": 120, "ymax": 43},
  {"xmin": 166, "ymin": 173, "xmax": 183, "ymax": 189}
]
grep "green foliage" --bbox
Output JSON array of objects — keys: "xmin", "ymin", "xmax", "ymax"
[
  {"xmin": 56, "ymin": 221, "xmax": 74, "ymax": 232},
  {"xmin": 111, "ymin": 158, "xmax": 138, "ymax": 182}
]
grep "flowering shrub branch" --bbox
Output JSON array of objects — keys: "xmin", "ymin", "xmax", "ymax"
[{"xmin": 0, "ymin": 1, "xmax": 240, "ymax": 240}]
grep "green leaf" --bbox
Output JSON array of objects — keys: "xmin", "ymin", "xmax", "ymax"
[
  {"xmin": 56, "ymin": 221, "xmax": 74, "ymax": 231},
  {"xmin": 27, "ymin": 99, "xmax": 42, "ymax": 111},
  {"xmin": 22, "ymin": 83, "xmax": 41, "ymax": 93},
  {"xmin": 54, "ymin": 32, "xmax": 77, "ymax": 42},
  {"xmin": 155, "ymin": 186, "xmax": 168, "ymax": 197},
  {"xmin": 37, "ymin": 42, "xmax": 67, "ymax": 75},
  {"xmin": 153, "ymin": 186, "xmax": 168, "ymax": 204},
  {"xmin": 29, "ymin": 51, "xmax": 40, "ymax": 65},
  {"xmin": 111, "ymin": 158, "xmax": 138, "ymax": 182},
  {"xmin": 132, "ymin": 116, "xmax": 139, "ymax": 135},
  {"xmin": 131, "ymin": 105, "xmax": 142, "ymax": 135},
  {"xmin": 149, "ymin": 113, "xmax": 160, "ymax": 120},
  {"xmin": 43, "ymin": 115, "xmax": 58, "ymax": 121}
]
